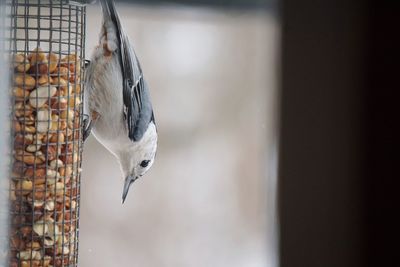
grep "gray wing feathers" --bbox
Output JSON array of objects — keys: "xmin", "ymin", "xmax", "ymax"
[
  {"xmin": 129, "ymin": 78, "xmax": 154, "ymax": 141},
  {"xmin": 100, "ymin": 0, "xmax": 153, "ymax": 142}
]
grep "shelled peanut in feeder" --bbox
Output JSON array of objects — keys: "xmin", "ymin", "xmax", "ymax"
[{"xmin": 10, "ymin": 47, "xmax": 83, "ymax": 267}]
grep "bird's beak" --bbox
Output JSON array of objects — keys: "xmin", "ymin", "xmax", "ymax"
[{"xmin": 122, "ymin": 176, "xmax": 137, "ymax": 204}]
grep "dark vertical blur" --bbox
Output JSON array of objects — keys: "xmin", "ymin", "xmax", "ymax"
[
  {"xmin": 364, "ymin": 1, "xmax": 398, "ymax": 266},
  {"xmin": 279, "ymin": 0, "xmax": 398, "ymax": 266}
]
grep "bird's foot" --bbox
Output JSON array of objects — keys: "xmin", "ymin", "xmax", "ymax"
[
  {"xmin": 82, "ymin": 114, "xmax": 92, "ymax": 142},
  {"xmin": 84, "ymin": 59, "xmax": 91, "ymax": 69}
]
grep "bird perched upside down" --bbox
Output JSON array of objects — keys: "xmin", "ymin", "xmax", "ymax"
[{"xmin": 84, "ymin": 0, "xmax": 157, "ymax": 203}]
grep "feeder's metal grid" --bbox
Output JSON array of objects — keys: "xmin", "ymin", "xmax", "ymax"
[{"xmin": 3, "ymin": 1, "xmax": 87, "ymax": 266}]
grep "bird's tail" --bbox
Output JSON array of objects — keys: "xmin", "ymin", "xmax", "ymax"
[
  {"xmin": 100, "ymin": 0, "xmax": 118, "ymax": 23},
  {"xmin": 98, "ymin": 0, "xmax": 123, "ymax": 54}
]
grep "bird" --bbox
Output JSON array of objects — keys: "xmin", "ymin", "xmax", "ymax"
[{"xmin": 84, "ymin": 0, "xmax": 157, "ymax": 203}]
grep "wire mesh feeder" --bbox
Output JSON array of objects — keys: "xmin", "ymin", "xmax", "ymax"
[{"xmin": 4, "ymin": 1, "xmax": 87, "ymax": 266}]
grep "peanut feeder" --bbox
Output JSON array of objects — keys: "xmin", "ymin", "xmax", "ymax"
[{"xmin": 3, "ymin": 1, "xmax": 88, "ymax": 266}]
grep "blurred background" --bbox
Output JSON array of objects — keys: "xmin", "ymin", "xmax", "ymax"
[{"xmin": 80, "ymin": 1, "xmax": 278, "ymax": 267}]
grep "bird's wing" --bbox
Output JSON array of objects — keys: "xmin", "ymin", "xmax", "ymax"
[
  {"xmin": 100, "ymin": 0, "xmax": 154, "ymax": 141},
  {"xmin": 122, "ymin": 69, "xmax": 155, "ymax": 141}
]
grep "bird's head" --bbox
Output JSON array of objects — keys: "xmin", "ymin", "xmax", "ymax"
[{"xmin": 117, "ymin": 123, "xmax": 157, "ymax": 203}]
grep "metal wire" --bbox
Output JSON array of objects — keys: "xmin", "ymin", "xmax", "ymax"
[{"xmin": 4, "ymin": 0, "xmax": 87, "ymax": 266}]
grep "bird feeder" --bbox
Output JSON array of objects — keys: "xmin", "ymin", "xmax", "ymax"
[{"xmin": 2, "ymin": 1, "xmax": 88, "ymax": 266}]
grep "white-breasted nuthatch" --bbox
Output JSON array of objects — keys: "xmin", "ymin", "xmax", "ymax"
[{"xmin": 84, "ymin": 0, "xmax": 157, "ymax": 203}]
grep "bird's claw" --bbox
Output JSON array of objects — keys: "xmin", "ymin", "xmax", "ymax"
[
  {"xmin": 84, "ymin": 59, "xmax": 91, "ymax": 69},
  {"xmin": 82, "ymin": 114, "xmax": 92, "ymax": 142}
]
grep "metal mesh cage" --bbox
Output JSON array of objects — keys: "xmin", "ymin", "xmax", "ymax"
[{"xmin": 3, "ymin": 1, "xmax": 87, "ymax": 266}]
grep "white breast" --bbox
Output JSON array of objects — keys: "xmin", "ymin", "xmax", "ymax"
[
  {"xmin": 85, "ymin": 46, "xmax": 126, "ymax": 143},
  {"xmin": 85, "ymin": 46, "xmax": 157, "ymax": 164}
]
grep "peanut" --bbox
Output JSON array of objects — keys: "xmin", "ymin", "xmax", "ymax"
[
  {"xmin": 13, "ymin": 54, "xmax": 30, "ymax": 73},
  {"xmin": 47, "ymin": 53, "xmax": 59, "ymax": 73},
  {"xmin": 10, "ymin": 182, "xmax": 17, "ymax": 201},
  {"xmin": 36, "ymin": 109, "xmax": 51, "ymax": 132},
  {"xmin": 29, "ymin": 48, "xmax": 49, "ymax": 75},
  {"xmin": 25, "ymin": 137, "xmax": 42, "ymax": 152},
  {"xmin": 16, "ymin": 60, "xmax": 31, "ymax": 73},
  {"xmin": 35, "ymin": 150, "xmax": 47, "ymax": 162},
  {"xmin": 14, "ymin": 74, "xmax": 35, "ymax": 89},
  {"xmin": 13, "ymin": 120, "xmax": 22, "ymax": 132},
  {"xmin": 74, "ymin": 84, "xmax": 81, "ymax": 94},
  {"xmin": 26, "ymin": 241, "xmax": 41, "ymax": 250},
  {"xmin": 23, "ymin": 114, "xmax": 36, "ymax": 126},
  {"xmin": 60, "ymin": 108, "xmax": 74, "ymax": 120},
  {"xmin": 13, "ymin": 87, "xmax": 28, "ymax": 99},
  {"xmin": 51, "ymin": 76, "xmax": 68, "ymax": 87},
  {"xmin": 14, "ymin": 150, "xmax": 44, "ymax": 165},
  {"xmin": 43, "ymin": 145, "xmax": 59, "ymax": 161},
  {"xmin": 17, "ymin": 250, "xmax": 39, "ymax": 260},
  {"xmin": 28, "ymin": 48, "xmax": 46, "ymax": 64},
  {"xmin": 31, "ymin": 187, "xmax": 47, "ymax": 200},
  {"xmin": 50, "ymin": 114, "xmax": 60, "ymax": 131},
  {"xmin": 10, "ymin": 236, "xmax": 25, "ymax": 251},
  {"xmin": 68, "ymin": 94, "xmax": 81, "ymax": 108},
  {"xmin": 15, "ymin": 133, "xmax": 33, "ymax": 145},
  {"xmin": 15, "ymin": 180, "xmax": 32, "ymax": 196},
  {"xmin": 54, "ymin": 66, "xmax": 69, "ymax": 79},
  {"xmin": 15, "ymin": 102, "xmax": 33, "ymax": 117},
  {"xmin": 51, "ymin": 96, "xmax": 68, "ymax": 110},
  {"xmin": 26, "ymin": 143, "xmax": 41, "ymax": 152},
  {"xmin": 60, "ymin": 84, "xmax": 73, "ymax": 96},
  {"xmin": 45, "ymin": 200, "xmax": 55, "ymax": 211},
  {"xmin": 29, "ymin": 86, "xmax": 57, "ymax": 109},
  {"xmin": 20, "ymin": 226, "xmax": 32, "ymax": 238},
  {"xmin": 60, "ymin": 120, "xmax": 68, "ymax": 130},
  {"xmin": 25, "ymin": 168, "xmax": 46, "ymax": 178},
  {"xmin": 38, "ymin": 75, "xmax": 53, "ymax": 85},
  {"xmin": 61, "ymin": 53, "xmax": 79, "ymax": 64},
  {"xmin": 50, "ymin": 132, "xmax": 65, "ymax": 143},
  {"xmin": 12, "ymin": 54, "xmax": 24, "ymax": 67},
  {"xmin": 22, "ymin": 125, "xmax": 36, "ymax": 134},
  {"xmin": 32, "ymin": 221, "xmax": 48, "ymax": 237},
  {"xmin": 52, "ymin": 182, "xmax": 65, "ymax": 196},
  {"xmin": 49, "ymin": 159, "xmax": 64, "ymax": 170}
]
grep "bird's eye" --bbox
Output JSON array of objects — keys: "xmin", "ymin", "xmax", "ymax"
[{"xmin": 140, "ymin": 160, "xmax": 150, "ymax": 168}]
